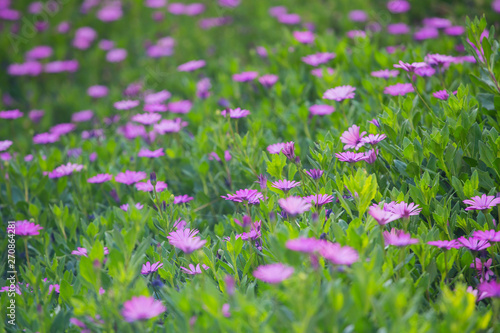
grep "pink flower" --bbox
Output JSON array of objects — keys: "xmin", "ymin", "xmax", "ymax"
[
  {"xmin": 0, "ymin": 109, "xmax": 23, "ymax": 119},
  {"xmin": 47, "ymin": 163, "xmax": 84, "ymax": 179},
  {"xmin": 349, "ymin": 10, "xmax": 367, "ymax": 22},
  {"xmin": 258, "ymin": 74, "xmax": 279, "ymax": 88},
  {"xmin": 364, "ymin": 149, "xmax": 378, "ymax": 164},
  {"xmin": 319, "ymin": 242, "xmax": 359, "ymax": 266},
  {"xmin": 106, "ymin": 49, "xmax": 127, "ymax": 63},
  {"xmin": 145, "ymin": 90, "xmax": 171, "ymax": 104},
  {"xmin": 305, "ymin": 169, "xmax": 323, "ymax": 180},
  {"xmin": 71, "ymin": 247, "xmax": 88, "ymax": 256},
  {"xmin": 180, "ymin": 263, "xmax": 209, "ymax": 275},
  {"xmin": 87, "ymin": 174, "xmax": 113, "ymax": 184},
  {"xmin": 463, "ymin": 194, "xmax": 500, "ymax": 211},
  {"xmin": 277, "ymin": 13, "xmax": 301, "ymax": 25},
  {"xmin": 167, "ymin": 100, "xmax": 192, "ymax": 114},
  {"xmin": 383, "ymin": 229, "xmax": 419, "ymax": 246},
  {"xmin": 87, "ymin": 85, "xmax": 109, "ymax": 98},
  {"xmin": 0, "ymin": 140, "xmax": 13, "ymax": 151},
  {"xmin": 304, "ymin": 194, "xmax": 334, "ymax": 207},
  {"xmin": 71, "ymin": 110, "xmax": 94, "ymax": 123},
  {"xmin": 221, "ymin": 108, "xmax": 250, "ymax": 118},
  {"xmin": 478, "ymin": 280, "xmax": 500, "ymax": 298},
  {"xmin": 347, "ymin": 30, "xmax": 366, "ymax": 39},
  {"xmin": 267, "ymin": 142, "xmax": 286, "ymax": 154},
  {"xmin": 131, "ymin": 113, "xmax": 161, "ymax": 125},
  {"xmin": 340, "ymin": 125, "xmax": 367, "ymax": 150},
  {"xmin": 384, "ymin": 83, "xmax": 414, "ymax": 96},
  {"xmin": 301, "ymin": 52, "xmax": 336, "ymax": 66},
  {"xmin": 368, "ymin": 205, "xmax": 399, "ymax": 225},
  {"xmin": 278, "ymin": 196, "xmax": 311, "ymax": 216},
  {"xmin": 33, "ymin": 132, "xmax": 59, "ymax": 144},
  {"xmin": 177, "ymin": 60, "xmax": 206, "ymax": 72},
  {"xmin": 232, "ymin": 71, "xmax": 259, "ymax": 82},
  {"xmin": 271, "ymin": 180, "xmax": 301, "ymax": 192},
  {"xmin": 473, "ymin": 230, "xmax": 500, "ymax": 242},
  {"xmin": 293, "ymin": 31, "xmax": 315, "ymax": 44},
  {"xmin": 154, "ymin": 118, "xmax": 187, "ymax": 134},
  {"xmin": 141, "ymin": 261, "xmax": 163, "ymax": 275},
  {"xmin": 286, "ymin": 237, "xmax": 323, "ymax": 253},
  {"xmin": 135, "ymin": 180, "xmax": 168, "ymax": 192},
  {"xmin": 361, "ymin": 134, "xmax": 386, "ymax": 146},
  {"xmin": 120, "ymin": 203, "xmax": 144, "ymax": 212},
  {"xmin": 222, "ymin": 303, "xmax": 231, "ymax": 317},
  {"xmin": 222, "ymin": 189, "xmax": 264, "ymax": 204},
  {"xmin": 323, "ymin": 85, "xmax": 356, "ymax": 102},
  {"xmin": 114, "ymin": 100, "xmax": 140, "ymax": 110},
  {"xmin": 335, "ymin": 151, "xmax": 366, "ymax": 163},
  {"xmin": 309, "ymin": 104, "xmax": 335, "ymax": 116},
  {"xmin": 371, "ymin": 69, "xmax": 399, "ymax": 79},
  {"xmin": 14, "ymin": 221, "xmax": 43, "ymax": 236},
  {"xmin": 168, "ymin": 228, "xmax": 207, "ymax": 253},
  {"xmin": 311, "ymin": 67, "xmax": 335, "ymax": 77},
  {"xmin": 281, "ymin": 141, "xmax": 296, "ymax": 161},
  {"xmin": 122, "ymin": 296, "xmax": 166, "ymax": 322},
  {"xmin": 387, "ymin": 0, "xmax": 410, "ymax": 13},
  {"xmin": 457, "ymin": 237, "xmax": 491, "ymax": 251},
  {"xmin": 253, "ymin": 263, "xmax": 294, "ymax": 284},
  {"xmin": 138, "ymin": 148, "xmax": 165, "ymax": 158},
  {"xmin": 115, "ymin": 171, "xmax": 147, "ymax": 185},
  {"xmin": 386, "ymin": 201, "xmax": 421, "ymax": 218},
  {"xmin": 174, "ymin": 195, "xmax": 194, "ymax": 204},
  {"xmin": 433, "ymin": 90, "xmax": 450, "ymax": 100},
  {"xmin": 393, "ymin": 61, "xmax": 427, "ymax": 73},
  {"xmin": 387, "ymin": 23, "xmax": 410, "ymax": 35},
  {"xmin": 427, "ymin": 240, "xmax": 462, "ymax": 250}
]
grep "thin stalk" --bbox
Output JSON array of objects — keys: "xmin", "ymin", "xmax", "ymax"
[{"xmin": 24, "ymin": 238, "xmax": 30, "ymax": 268}]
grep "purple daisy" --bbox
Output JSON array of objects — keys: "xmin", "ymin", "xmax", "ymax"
[
  {"xmin": 387, "ymin": 0, "xmax": 410, "ymax": 13},
  {"xmin": 174, "ymin": 195, "xmax": 194, "ymax": 204},
  {"xmin": 457, "ymin": 237, "xmax": 491, "ymax": 251},
  {"xmin": 33, "ymin": 132, "xmax": 59, "ymax": 144},
  {"xmin": 281, "ymin": 141, "xmax": 296, "ymax": 161},
  {"xmin": 131, "ymin": 113, "xmax": 161, "ymax": 125},
  {"xmin": 222, "ymin": 189, "xmax": 264, "ymax": 204},
  {"xmin": 368, "ymin": 205, "xmax": 399, "ymax": 226},
  {"xmin": 114, "ymin": 100, "xmax": 140, "ymax": 110},
  {"xmin": 433, "ymin": 90, "xmax": 450, "ymax": 100},
  {"xmin": 473, "ymin": 230, "xmax": 500, "ymax": 242},
  {"xmin": 253, "ymin": 263, "xmax": 294, "ymax": 284},
  {"xmin": 181, "ymin": 263, "xmax": 209, "ymax": 275},
  {"xmin": 14, "ymin": 221, "xmax": 43, "ymax": 236},
  {"xmin": 271, "ymin": 180, "xmax": 301, "ymax": 192},
  {"xmin": 87, "ymin": 173, "xmax": 113, "ymax": 184},
  {"xmin": 138, "ymin": 148, "xmax": 165, "ymax": 158},
  {"xmin": 323, "ymin": 85, "xmax": 356, "ymax": 102},
  {"xmin": 0, "ymin": 109, "xmax": 23, "ymax": 119},
  {"xmin": 384, "ymin": 83, "xmax": 414, "ymax": 96},
  {"xmin": 115, "ymin": 171, "xmax": 147, "ymax": 185},
  {"xmin": 0, "ymin": 140, "xmax": 13, "ymax": 151},
  {"xmin": 47, "ymin": 163, "xmax": 84, "ymax": 179},
  {"xmin": 141, "ymin": 261, "xmax": 163, "ymax": 275},
  {"xmin": 387, "ymin": 23, "xmax": 410, "ymax": 35},
  {"xmin": 371, "ymin": 69, "xmax": 399, "ymax": 79},
  {"xmin": 167, "ymin": 228, "xmax": 207, "ymax": 253},
  {"xmin": 310, "ymin": 67, "xmax": 335, "ymax": 77},
  {"xmin": 286, "ymin": 237, "xmax": 323, "ymax": 253},
  {"xmin": 393, "ymin": 61, "xmax": 427, "ymax": 73},
  {"xmin": 463, "ymin": 194, "xmax": 500, "ymax": 211},
  {"xmin": 427, "ymin": 240, "xmax": 462, "ymax": 250},
  {"xmin": 221, "ymin": 108, "xmax": 250, "ymax": 118},
  {"xmin": 309, "ymin": 104, "xmax": 335, "ymax": 116},
  {"xmin": 167, "ymin": 100, "xmax": 192, "ymax": 114},
  {"xmin": 135, "ymin": 180, "xmax": 168, "ymax": 192},
  {"xmin": 154, "ymin": 118, "xmax": 187, "ymax": 134},
  {"xmin": 305, "ymin": 169, "xmax": 324, "ymax": 180},
  {"xmin": 319, "ymin": 242, "xmax": 359, "ymax": 266},
  {"xmin": 335, "ymin": 151, "xmax": 366, "ymax": 163},
  {"xmin": 293, "ymin": 30, "xmax": 315, "ymax": 44},
  {"xmin": 361, "ymin": 134, "xmax": 386, "ymax": 145},
  {"xmin": 363, "ymin": 149, "xmax": 379, "ymax": 164},
  {"xmin": 87, "ymin": 85, "xmax": 109, "ymax": 98},
  {"xmin": 301, "ymin": 52, "xmax": 336, "ymax": 66},
  {"xmin": 177, "ymin": 60, "xmax": 206, "ymax": 72},
  {"xmin": 122, "ymin": 296, "xmax": 166, "ymax": 322},
  {"xmin": 383, "ymin": 229, "xmax": 419, "ymax": 246},
  {"xmin": 232, "ymin": 71, "xmax": 259, "ymax": 82},
  {"xmin": 340, "ymin": 125, "xmax": 366, "ymax": 150},
  {"xmin": 278, "ymin": 196, "xmax": 311, "ymax": 216},
  {"xmin": 120, "ymin": 203, "xmax": 144, "ymax": 212},
  {"xmin": 304, "ymin": 194, "xmax": 334, "ymax": 207},
  {"xmin": 478, "ymin": 280, "xmax": 500, "ymax": 299},
  {"xmin": 267, "ymin": 142, "xmax": 286, "ymax": 154},
  {"xmin": 258, "ymin": 74, "xmax": 279, "ymax": 88}
]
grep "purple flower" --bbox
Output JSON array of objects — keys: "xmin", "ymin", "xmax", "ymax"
[
  {"xmin": 301, "ymin": 52, "xmax": 336, "ymax": 66},
  {"xmin": 335, "ymin": 151, "xmax": 366, "ymax": 163},
  {"xmin": 414, "ymin": 27, "xmax": 439, "ymax": 41},
  {"xmin": 470, "ymin": 258, "xmax": 494, "ymax": 283},
  {"xmin": 319, "ymin": 242, "xmax": 359, "ymax": 266},
  {"xmin": 305, "ymin": 169, "xmax": 323, "ymax": 180},
  {"xmin": 26, "ymin": 45, "xmax": 52, "ymax": 60},
  {"xmin": 414, "ymin": 66, "xmax": 436, "ymax": 77},
  {"xmin": 393, "ymin": 61, "xmax": 427, "ymax": 73},
  {"xmin": 422, "ymin": 17, "xmax": 451, "ymax": 29},
  {"xmin": 253, "ymin": 263, "xmax": 294, "ymax": 284},
  {"xmin": 138, "ymin": 148, "xmax": 165, "ymax": 158},
  {"xmin": 33, "ymin": 132, "xmax": 59, "ymax": 144},
  {"xmin": 363, "ymin": 149, "xmax": 378, "ymax": 164},
  {"xmin": 258, "ymin": 74, "xmax": 279, "ymax": 88},
  {"xmin": 155, "ymin": 118, "xmax": 187, "ymax": 134},
  {"xmin": 267, "ymin": 142, "xmax": 286, "ymax": 154},
  {"xmin": 445, "ymin": 26, "xmax": 465, "ymax": 36},
  {"xmin": 47, "ymin": 163, "xmax": 84, "ymax": 179},
  {"xmin": 87, "ymin": 173, "xmax": 113, "ymax": 184},
  {"xmin": 71, "ymin": 247, "xmax": 88, "ymax": 256},
  {"xmin": 347, "ymin": 30, "xmax": 366, "ymax": 39},
  {"xmin": 106, "ymin": 49, "xmax": 127, "ymax": 63},
  {"xmin": 433, "ymin": 90, "xmax": 450, "ymax": 100},
  {"xmin": 50, "ymin": 123, "xmax": 76, "ymax": 136},
  {"xmin": 463, "ymin": 194, "xmax": 500, "ymax": 211},
  {"xmin": 115, "ymin": 171, "xmax": 147, "ymax": 185},
  {"xmin": 386, "ymin": 201, "xmax": 421, "ymax": 218},
  {"xmin": 168, "ymin": 100, "xmax": 192, "ymax": 114},
  {"xmin": 371, "ymin": 69, "xmax": 399, "ymax": 79},
  {"xmin": 387, "ymin": 23, "xmax": 410, "ymax": 35},
  {"xmin": 181, "ymin": 263, "xmax": 209, "ymax": 275},
  {"xmin": 114, "ymin": 100, "xmax": 140, "ymax": 110},
  {"xmin": 271, "ymin": 180, "xmax": 301, "ymax": 192},
  {"xmin": 425, "ymin": 53, "xmax": 456, "ymax": 66},
  {"xmin": 122, "ymin": 296, "xmax": 166, "ymax": 322},
  {"xmin": 361, "ymin": 134, "xmax": 386, "ymax": 146},
  {"xmin": 222, "ymin": 303, "xmax": 231, "ymax": 318},
  {"xmin": 222, "ymin": 189, "xmax": 264, "ymax": 204},
  {"xmin": 387, "ymin": 0, "xmax": 410, "ymax": 13},
  {"xmin": 221, "ymin": 108, "xmax": 250, "ymax": 119},
  {"xmin": 131, "ymin": 113, "xmax": 162, "ymax": 125},
  {"xmin": 120, "ymin": 203, "xmax": 144, "ymax": 212},
  {"xmin": 135, "ymin": 180, "xmax": 168, "ymax": 192},
  {"xmin": 368, "ymin": 205, "xmax": 399, "ymax": 226},
  {"xmin": 341, "ymin": 125, "xmax": 366, "ymax": 150},
  {"xmin": 286, "ymin": 237, "xmax": 323, "ymax": 253},
  {"xmin": 478, "ymin": 281, "xmax": 500, "ymax": 299},
  {"xmin": 232, "ymin": 71, "xmax": 259, "ymax": 82},
  {"xmin": 0, "ymin": 109, "xmax": 23, "ymax": 119},
  {"xmin": 473, "ymin": 230, "xmax": 500, "ymax": 242},
  {"xmin": 144, "ymin": 104, "xmax": 168, "ymax": 112},
  {"xmin": 72, "ymin": 110, "xmax": 94, "ymax": 123},
  {"xmin": 174, "ymin": 195, "xmax": 194, "ymax": 204},
  {"xmin": 384, "ymin": 83, "xmax": 414, "ymax": 96},
  {"xmin": 310, "ymin": 67, "xmax": 335, "ymax": 77},
  {"xmin": 293, "ymin": 30, "xmax": 315, "ymax": 44},
  {"xmin": 309, "ymin": 104, "xmax": 335, "ymax": 116},
  {"xmin": 177, "ymin": 60, "xmax": 206, "ymax": 72},
  {"xmin": 145, "ymin": 90, "xmax": 171, "ymax": 104},
  {"xmin": 87, "ymin": 85, "xmax": 109, "ymax": 98},
  {"xmin": 323, "ymin": 85, "xmax": 356, "ymax": 102},
  {"xmin": 0, "ymin": 140, "xmax": 13, "ymax": 152},
  {"xmin": 348, "ymin": 10, "xmax": 367, "ymax": 22},
  {"xmin": 278, "ymin": 196, "xmax": 311, "ymax": 216},
  {"xmin": 304, "ymin": 194, "xmax": 334, "ymax": 207},
  {"xmin": 383, "ymin": 229, "xmax": 419, "ymax": 246},
  {"xmin": 196, "ymin": 78, "xmax": 211, "ymax": 98},
  {"xmin": 141, "ymin": 261, "xmax": 163, "ymax": 275},
  {"xmin": 269, "ymin": 6, "xmax": 287, "ymax": 17},
  {"xmin": 427, "ymin": 240, "xmax": 462, "ymax": 250},
  {"xmin": 14, "ymin": 221, "xmax": 43, "ymax": 236},
  {"xmin": 277, "ymin": 13, "xmax": 301, "ymax": 25},
  {"xmin": 369, "ymin": 119, "xmax": 380, "ymax": 127},
  {"xmin": 29, "ymin": 110, "xmax": 45, "ymax": 123},
  {"xmin": 167, "ymin": 228, "xmax": 207, "ymax": 253},
  {"xmin": 457, "ymin": 237, "xmax": 491, "ymax": 251},
  {"xmin": 255, "ymin": 174, "xmax": 268, "ymax": 189}
]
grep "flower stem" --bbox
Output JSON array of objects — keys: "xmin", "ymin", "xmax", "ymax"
[{"xmin": 24, "ymin": 238, "xmax": 31, "ymax": 268}]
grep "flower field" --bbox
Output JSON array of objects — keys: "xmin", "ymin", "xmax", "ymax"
[{"xmin": 2, "ymin": 0, "xmax": 500, "ymax": 331}]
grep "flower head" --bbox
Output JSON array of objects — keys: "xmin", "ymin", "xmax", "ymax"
[
  {"xmin": 0, "ymin": 109, "xmax": 23, "ymax": 119},
  {"xmin": 167, "ymin": 228, "xmax": 206, "ymax": 253},
  {"xmin": 87, "ymin": 173, "xmax": 113, "ymax": 184},
  {"xmin": 141, "ymin": 261, "xmax": 163, "ymax": 275},
  {"xmin": 383, "ymin": 229, "xmax": 419, "ymax": 246},
  {"xmin": 135, "ymin": 180, "xmax": 168, "ymax": 192},
  {"xmin": 174, "ymin": 195, "xmax": 194, "ymax": 204},
  {"xmin": 305, "ymin": 169, "xmax": 324, "ymax": 180},
  {"xmin": 177, "ymin": 60, "xmax": 206, "ymax": 72},
  {"xmin": 267, "ymin": 142, "xmax": 286, "ymax": 154},
  {"xmin": 221, "ymin": 108, "xmax": 250, "ymax": 119},
  {"xmin": 427, "ymin": 240, "xmax": 462, "ymax": 250},
  {"xmin": 120, "ymin": 203, "xmax": 144, "ymax": 212},
  {"xmin": 14, "ymin": 221, "xmax": 43, "ymax": 236},
  {"xmin": 323, "ymin": 85, "xmax": 356, "ymax": 102},
  {"xmin": 340, "ymin": 125, "xmax": 366, "ymax": 150},
  {"xmin": 457, "ymin": 237, "xmax": 491, "ymax": 251},
  {"xmin": 433, "ymin": 90, "xmax": 450, "ymax": 100},
  {"xmin": 463, "ymin": 194, "xmax": 500, "ymax": 211},
  {"xmin": 368, "ymin": 205, "xmax": 399, "ymax": 225},
  {"xmin": 114, "ymin": 100, "xmax": 140, "ymax": 110},
  {"xmin": 232, "ymin": 71, "xmax": 258, "ymax": 82},
  {"xmin": 387, "ymin": 0, "xmax": 410, "ymax": 13},
  {"xmin": 386, "ymin": 201, "xmax": 421, "ymax": 218},
  {"xmin": 371, "ymin": 69, "xmax": 399, "ymax": 79},
  {"xmin": 384, "ymin": 83, "xmax": 414, "ymax": 96},
  {"xmin": 115, "ymin": 171, "xmax": 147, "ymax": 185},
  {"xmin": 393, "ymin": 61, "xmax": 427, "ymax": 73},
  {"xmin": 473, "ymin": 230, "xmax": 500, "ymax": 242},
  {"xmin": 286, "ymin": 237, "xmax": 323, "ymax": 253},
  {"xmin": 271, "ymin": 180, "xmax": 301, "ymax": 192},
  {"xmin": 304, "ymin": 194, "xmax": 334, "ymax": 207},
  {"xmin": 281, "ymin": 141, "xmax": 295, "ymax": 161},
  {"xmin": 335, "ymin": 151, "xmax": 366, "ymax": 163},
  {"xmin": 253, "ymin": 263, "xmax": 294, "ymax": 284},
  {"xmin": 478, "ymin": 281, "xmax": 500, "ymax": 299},
  {"xmin": 168, "ymin": 100, "xmax": 193, "ymax": 114},
  {"xmin": 278, "ymin": 196, "xmax": 311, "ymax": 216},
  {"xmin": 138, "ymin": 148, "xmax": 165, "ymax": 158},
  {"xmin": 293, "ymin": 30, "xmax": 315, "ymax": 44},
  {"xmin": 301, "ymin": 52, "xmax": 336, "ymax": 66},
  {"xmin": 319, "ymin": 242, "xmax": 359, "ymax": 266},
  {"xmin": 361, "ymin": 134, "xmax": 386, "ymax": 146},
  {"xmin": 47, "ymin": 163, "xmax": 84, "ymax": 179},
  {"xmin": 258, "ymin": 74, "xmax": 279, "ymax": 88},
  {"xmin": 181, "ymin": 264, "xmax": 209, "ymax": 275},
  {"xmin": 122, "ymin": 296, "xmax": 166, "ymax": 322},
  {"xmin": 0, "ymin": 140, "xmax": 13, "ymax": 152},
  {"xmin": 131, "ymin": 113, "xmax": 161, "ymax": 125},
  {"xmin": 309, "ymin": 104, "xmax": 335, "ymax": 116},
  {"xmin": 222, "ymin": 189, "xmax": 264, "ymax": 204}
]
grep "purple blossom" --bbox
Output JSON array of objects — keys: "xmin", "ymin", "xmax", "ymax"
[
  {"xmin": 115, "ymin": 171, "xmax": 147, "ymax": 185},
  {"xmin": 427, "ymin": 240, "xmax": 462, "ymax": 250},
  {"xmin": 384, "ymin": 83, "xmax": 414, "ymax": 96},
  {"xmin": 177, "ymin": 60, "xmax": 206, "ymax": 72},
  {"xmin": 232, "ymin": 71, "xmax": 259, "ymax": 82},
  {"xmin": 414, "ymin": 27, "xmax": 439, "ymax": 41},
  {"xmin": 145, "ymin": 90, "xmax": 171, "ymax": 104},
  {"xmin": 0, "ymin": 140, "xmax": 13, "ymax": 151},
  {"xmin": 271, "ymin": 180, "xmax": 301, "ymax": 192},
  {"xmin": 256, "ymin": 174, "xmax": 268, "ymax": 189},
  {"xmin": 463, "ymin": 194, "xmax": 500, "ymax": 211},
  {"xmin": 72, "ymin": 110, "xmax": 94, "ymax": 123},
  {"xmin": 167, "ymin": 228, "xmax": 207, "ymax": 253},
  {"xmin": 181, "ymin": 263, "xmax": 209, "ymax": 275},
  {"xmin": 393, "ymin": 61, "xmax": 427, "ymax": 73},
  {"xmin": 361, "ymin": 134, "xmax": 386, "ymax": 145},
  {"xmin": 473, "ymin": 230, "xmax": 500, "ymax": 242},
  {"xmin": 14, "ymin": 221, "xmax": 43, "ymax": 236},
  {"xmin": 422, "ymin": 17, "xmax": 451, "ymax": 29},
  {"xmin": 114, "ymin": 100, "xmax": 140, "ymax": 110},
  {"xmin": 303, "ymin": 194, "xmax": 334, "ymax": 207},
  {"xmin": 120, "ymin": 203, "xmax": 144, "ymax": 212},
  {"xmin": 154, "ymin": 118, "xmax": 187, "ymax": 134},
  {"xmin": 387, "ymin": 0, "xmax": 410, "ymax": 13},
  {"xmin": 122, "ymin": 296, "xmax": 166, "ymax": 322},
  {"xmin": 135, "ymin": 180, "xmax": 168, "ymax": 192},
  {"xmin": 323, "ymin": 85, "xmax": 356, "ymax": 102},
  {"xmin": 278, "ymin": 196, "xmax": 311, "ymax": 216},
  {"xmin": 348, "ymin": 10, "xmax": 367, "ymax": 22},
  {"xmin": 335, "ymin": 151, "xmax": 366, "ymax": 163},
  {"xmin": 29, "ymin": 110, "xmax": 45, "ymax": 123},
  {"xmin": 478, "ymin": 281, "xmax": 500, "ymax": 299},
  {"xmin": 309, "ymin": 104, "xmax": 335, "ymax": 116},
  {"xmin": 253, "ymin": 263, "xmax": 294, "ymax": 284},
  {"xmin": 286, "ymin": 237, "xmax": 323, "ymax": 253},
  {"xmin": 301, "ymin": 52, "xmax": 336, "ymax": 66},
  {"xmin": 277, "ymin": 13, "xmax": 301, "ymax": 25},
  {"xmin": 144, "ymin": 104, "xmax": 168, "ymax": 112},
  {"xmin": 47, "ymin": 163, "xmax": 84, "ymax": 179},
  {"xmin": 131, "ymin": 113, "xmax": 162, "ymax": 125},
  {"xmin": 87, "ymin": 85, "xmax": 109, "ymax": 98},
  {"xmin": 33, "ymin": 132, "xmax": 59, "ymax": 144},
  {"xmin": 341, "ymin": 125, "xmax": 367, "ymax": 150},
  {"xmin": 457, "ymin": 237, "xmax": 491, "ymax": 251},
  {"xmin": 221, "ymin": 108, "xmax": 250, "ymax": 118},
  {"xmin": 305, "ymin": 169, "xmax": 324, "ymax": 180},
  {"xmin": 138, "ymin": 148, "xmax": 165, "ymax": 158},
  {"xmin": 0, "ymin": 109, "xmax": 23, "ymax": 119},
  {"xmin": 174, "ymin": 195, "xmax": 194, "ymax": 204},
  {"xmin": 293, "ymin": 30, "xmax": 315, "ymax": 44},
  {"xmin": 319, "ymin": 242, "xmax": 359, "ymax": 266},
  {"xmin": 387, "ymin": 23, "xmax": 410, "ymax": 35},
  {"xmin": 425, "ymin": 53, "xmax": 456, "ymax": 66},
  {"xmin": 414, "ymin": 66, "xmax": 436, "ymax": 77},
  {"xmin": 141, "ymin": 261, "xmax": 163, "ymax": 275},
  {"xmin": 222, "ymin": 189, "xmax": 264, "ymax": 204},
  {"xmin": 281, "ymin": 141, "xmax": 296, "ymax": 161},
  {"xmin": 383, "ymin": 229, "xmax": 419, "ymax": 246},
  {"xmin": 258, "ymin": 74, "xmax": 279, "ymax": 88},
  {"xmin": 368, "ymin": 205, "xmax": 399, "ymax": 225},
  {"xmin": 87, "ymin": 173, "xmax": 113, "ymax": 184},
  {"xmin": 444, "ymin": 26, "xmax": 465, "ymax": 36},
  {"xmin": 311, "ymin": 67, "xmax": 335, "ymax": 77},
  {"xmin": 267, "ymin": 142, "xmax": 286, "ymax": 154},
  {"xmin": 433, "ymin": 90, "xmax": 450, "ymax": 100},
  {"xmin": 167, "ymin": 100, "xmax": 192, "ymax": 114},
  {"xmin": 371, "ymin": 69, "xmax": 399, "ymax": 79}
]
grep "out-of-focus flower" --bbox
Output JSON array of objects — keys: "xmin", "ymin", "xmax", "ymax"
[
  {"xmin": 319, "ymin": 242, "xmax": 359, "ymax": 265},
  {"xmin": 383, "ymin": 229, "xmax": 419, "ymax": 246},
  {"xmin": 115, "ymin": 171, "xmax": 147, "ymax": 185},
  {"xmin": 181, "ymin": 263, "xmax": 209, "ymax": 275},
  {"xmin": 278, "ymin": 196, "xmax": 311, "ymax": 216},
  {"xmin": 122, "ymin": 296, "xmax": 166, "ymax": 322},
  {"xmin": 463, "ymin": 194, "xmax": 500, "ymax": 211},
  {"xmin": 14, "ymin": 221, "xmax": 43, "ymax": 236},
  {"xmin": 87, "ymin": 174, "xmax": 113, "ymax": 184},
  {"xmin": 323, "ymin": 85, "xmax": 356, "ymax": 102},
  {"xmin": 253, "ymin": 263, "xmax": 294, "ymax": 283},
  {"xmin": 167, "ymin": 228, "xmax": 206, "ymax": 253},
  {"xmin": 141, "ymin": 261, "xmax": 163, "ymax": 275}
]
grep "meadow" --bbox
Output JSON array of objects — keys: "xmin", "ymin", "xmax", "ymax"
[{"xmin": 1, "ymin": 0, "xmax": 500, "ymax": 332}]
